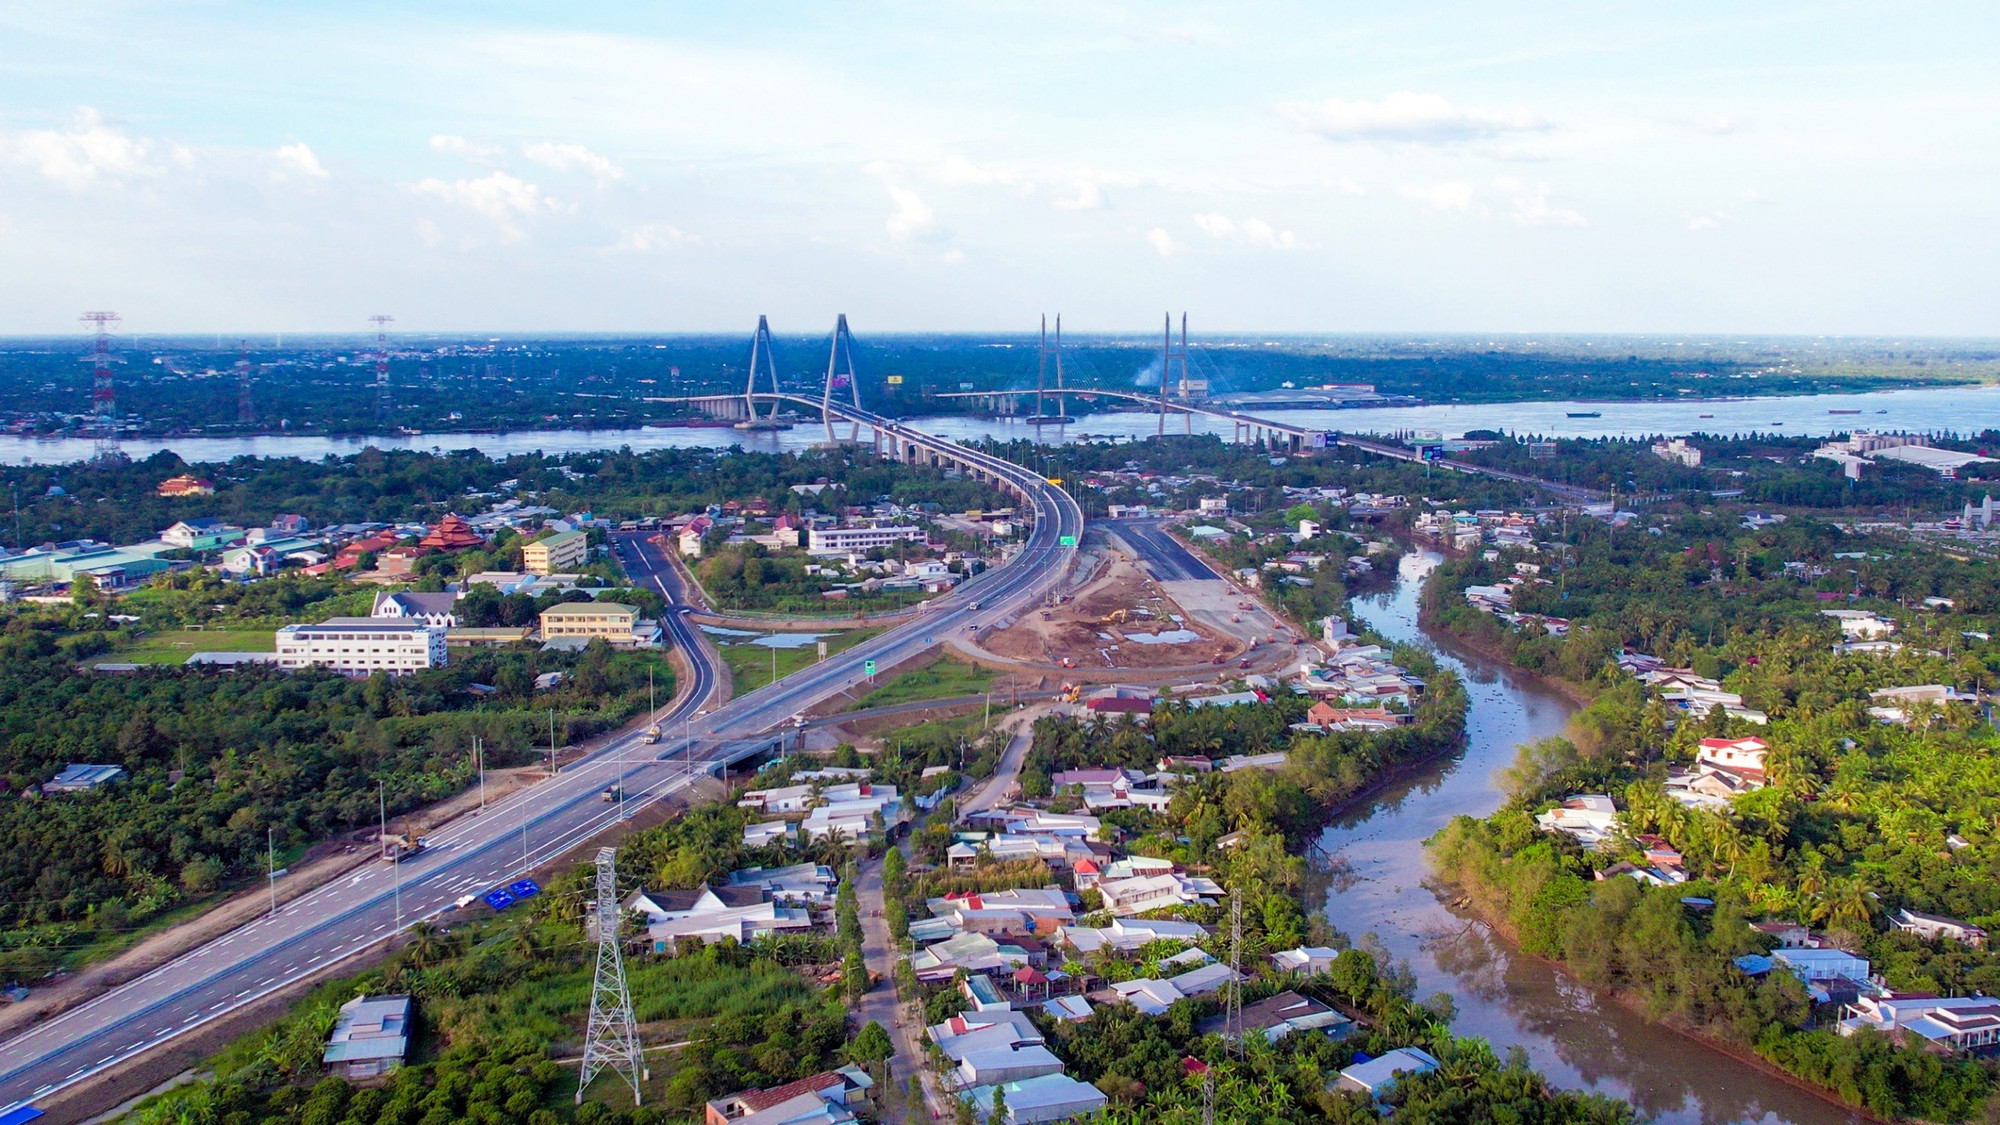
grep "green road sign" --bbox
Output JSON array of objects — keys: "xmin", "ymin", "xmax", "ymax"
[
  {"xmin": 1059, "ymin": 535, "xmax": 1076, "ymax": 547},
  {"xmin": 864, "ymin": 660, "xmax": 876, "ymax": 676}
]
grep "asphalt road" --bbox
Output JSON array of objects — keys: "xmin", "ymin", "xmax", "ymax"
[
  {"xmin": 0, "ymin": 411, "xmax": 1083, "ymax": 1117},
  {"xmin": 1104, "ymin": 517, "xmax": 1223, "ymax": 583}
]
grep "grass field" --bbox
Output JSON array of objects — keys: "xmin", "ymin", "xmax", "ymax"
[
  {"xmin": 716, "ymin": 627, "xmax": 880, "ymax": 696},
  {"xmin": 91, "ymin": 628, "xmax": 277, "ymax": 666},
  {"xmin": 845, "ymin": 655, "xmax": 995, "ymax": 711}
]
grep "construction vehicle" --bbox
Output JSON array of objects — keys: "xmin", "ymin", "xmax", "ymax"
[
  {"xmin": 642, "ymin": 723, "xmax": 662, "ymax": 745},
  {"xmin": 1060, "ymin": 682, "xmax": 1081, "ymax": 703},
  {"xmin": 1059, "ymin": 656, "xmax": 1077, "ymax": 669},
  {"xmin": 1101, "ymin": 609, "xmax": 1129, "ymax": 625},
  {"xmin": 381, "ymin": 832, "xmax": 428, "ymax": 864}
]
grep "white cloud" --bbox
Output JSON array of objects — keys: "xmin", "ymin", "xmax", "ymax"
[
  {"xmin": 864, "ymin": 163, "xmax": 940, "ymax": 243},
  {"xmin": 1193, "ymin": 213, "xmax": 1300, "ymax": 250},
  {"xmin": 1146, "ymin": 227, "xmax": 1182, "ymax": 256},
  {"xmin": 937, "ymin": 155, "xmax": 1015, "ymax": 187},
  {"xmin": 1688, "ymin": 214, "xmax": 1720, "ymax": 231},
  {"xmin": 430, "ymin": 134, "xmax": 501, "ymax": 161},
  {"xmin": 883, "ymin": 182, "xmax": 935, "ymax": 241},
  {"xmin": 1496, "ymin": 178, "xmax": 1587, "ymax": 227},
  {"xmin": 1053, "ymin": 180, "xmax": 1106, "ymax": 211},
  {"xmin": 522, "ymin": 141, "xmax": 624, "ymax": 184},
  {"xmin": 272, "ymin": 142, "xmax": 327, "ymax": 179},
  {"xmin": 411, "ymin": 171, "xmax": 561, "ymax": 239},
  {"xmin": 618, "ymin": 222, "xmax": 693, "ymax": 252},
  {"xmin": 4, "ymin": 106, "xmax": 160, "ymax": 188},
  {"xmin": 1401, "ymin": 181, "xmax": 1476, "ymax": 213},
  {"xmin": 1281, "ymin": 92, "xmax": 1548, "ymax": 145}
]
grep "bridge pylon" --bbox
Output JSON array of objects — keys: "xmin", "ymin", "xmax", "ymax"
[
  {"xmin": 1159, "ymin": 312, "xmax": 1190, "ymax": 436},
  {"xmin": 822, "ymin": 314, "xmax": 864, "ymax": 444},
  {"xmin": 742, "ymin": 315, "xmax": 783, "ymax": 426}
]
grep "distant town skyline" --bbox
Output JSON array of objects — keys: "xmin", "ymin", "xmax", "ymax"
[{"xmin": 0, "ymin": 2, "xmax": 1994, "ymax": 336}]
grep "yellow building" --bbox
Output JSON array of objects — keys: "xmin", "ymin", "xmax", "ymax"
[
  {"xmin": 522, "ymin": 529, "xmax": 589, "ymax": 574},
  {"xmin": 539, "ymin": 601, "xmax": 638, "ymax": 641}
]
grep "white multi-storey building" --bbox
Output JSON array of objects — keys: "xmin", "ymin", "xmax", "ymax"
[
  {"xmin": 275, "ymin": 617, "xmax": 446, "ymax": 675},
  {"xmin": 806, "ymin": 525, "xmax": 925, "ymax": 556}
]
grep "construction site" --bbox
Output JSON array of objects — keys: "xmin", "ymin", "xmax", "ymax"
[{"xmin": 970, "ymin": 533, "xmax": 1291, "ymax": 674}]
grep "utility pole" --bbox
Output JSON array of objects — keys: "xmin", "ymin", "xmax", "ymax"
[
  {"xmin": 548, "ymin": 708, "xmax": 557, "ymax": 776},
  {"xmin": 475, "ymin": 735, "xmax": 486, "ymax": 810},
  {"xmin": 267, "ymin": 827, "xmax": 279, "ymax": 918},
  {"xmin": 578, "ymin": 847, "xmax": 647, "ymax": 1105}
]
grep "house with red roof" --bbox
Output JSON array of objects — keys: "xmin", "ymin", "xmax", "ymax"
[{"xmin": 418, "ymin": 514, "xmax": 485, "ymax": 552}]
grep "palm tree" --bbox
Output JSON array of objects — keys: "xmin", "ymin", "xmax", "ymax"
[
  {"xmin": 509, "ymin": 920, "xmax": 545, "ymax": 962},
  {"xmin": 1796, "ymin": 852, "xmax": 1829, "ymax": 902},
  {"xmin": 404, "ymin": 921, "xmax": 444, "ymax": 968},
  {"xmin": 1823, "ymin": 875, "xmax": 1876, "ymax": 931},
  {"xmin": 100, "ymin": 834, "xmax": 132, "ymax": 879}
]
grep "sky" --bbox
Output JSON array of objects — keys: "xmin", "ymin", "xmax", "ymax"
[{"xmin": 0, "ymin": 1, "xmax": 1995, "ymax": 336}]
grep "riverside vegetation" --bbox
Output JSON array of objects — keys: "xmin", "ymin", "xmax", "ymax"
[
  {"xmin": 889, "ymin": 628, "xmax": 1642, "ymax": 1122},
  {"xmin": 1423, "ymin": 500, "xmax": 2000, "ymax": 1121}
]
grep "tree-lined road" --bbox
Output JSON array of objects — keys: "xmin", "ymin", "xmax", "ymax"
[{"xmin": 0, "ymin": 411, "xmax": 1083, "ymax": 1118}]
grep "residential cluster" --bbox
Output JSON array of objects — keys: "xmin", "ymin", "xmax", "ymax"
[
  {"xmin": 665, "ymin": 496, "xmax": 1010, "ymax": 600},
  {"xmin": 1413, "ymin": 508, "xmax": 1542, "ymax": 554},
  {"xmin": 623, "ymin": 862, "xmax": 839, "ymax": 953},
  {"xmin": 1462, "ymin": 564, "xmax": 1570, "ymax": 637},
  {"xmin": 737, "ymin": 774, "xmax": 911, "ymax": 844}
]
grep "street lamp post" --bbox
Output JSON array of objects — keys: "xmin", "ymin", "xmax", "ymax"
[
  {"xmin": 266, "ymin": 826, "xmax": 278, "ymax": 918},
  {"xmin": 380, "ymin": 783, "xmax": 401, "ymax": 932}
]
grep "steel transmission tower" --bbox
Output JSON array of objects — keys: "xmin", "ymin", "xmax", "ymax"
[
  {"xmin": 81, "ymin": 311, "xmax": 122, "ymax": 461},
  {"xmin": 821, "ymin": 314, "xmax": 863, "ymax": 443},
  {"xmin": 1225, "ymin": 893, "xmax": 1244, "ymax": 1055},
  {"xmin": 369, "ymin": 314, "xmax": 395, "ymax": 422},
  {"xmin": 742, "ymin": 315, "xmax": 782, "ymax": 425},
  {"xmin": 236, "ymin": 342, "xmax": 255, "ymax": 425},
  {"xmin": 579, "ymin": 847, "xmax": 647, "ymax": 1104}
]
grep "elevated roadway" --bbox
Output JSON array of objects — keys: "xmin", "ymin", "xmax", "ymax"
[{"xmin": 0, "ymin": 402, "xmax": 1082, "ymax": 1118}]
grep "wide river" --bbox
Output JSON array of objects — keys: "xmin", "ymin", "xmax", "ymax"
[
  {"xmin": 1327, "ymin": 550, "xmax": 1863, "ymax": 1125},
  {"xmin": 9, "ymin": 383, "xmax": 2000, "ymax": 465}
]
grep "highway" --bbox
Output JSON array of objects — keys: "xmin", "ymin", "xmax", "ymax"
[
  {"xmin": 0, "ymin": 407, "xmax": 1083, "ymax": 1117},
  {"xmin": 1102, "ymin": 518, "xmax": 1221, "ymax": 583}
]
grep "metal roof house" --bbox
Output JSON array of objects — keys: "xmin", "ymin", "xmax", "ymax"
[
  {"xmin": 323, "ymin": 994, "xmax": 412, "ymax": 1081},
  {"xmin": 43, "ymin": 764, "xmax": 125, "ymax": 794}
]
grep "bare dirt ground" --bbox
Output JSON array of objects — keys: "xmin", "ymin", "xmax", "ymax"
[{"xmin": 979, "ymin": 551, "xmax": 1242, "ymax": 670}]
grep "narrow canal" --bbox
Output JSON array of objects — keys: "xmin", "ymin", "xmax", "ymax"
[{"xmin": 1320, "ymin": 550, "xmax": 1862, "ymax": 1125}]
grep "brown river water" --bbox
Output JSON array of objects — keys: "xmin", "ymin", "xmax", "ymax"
[{"xmin": 1320, "ymin": 550, "xmax": 1864, "ymax": 1125}]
